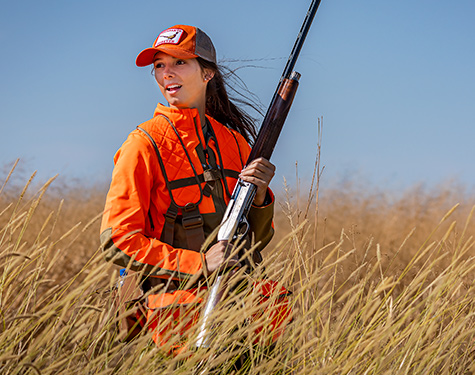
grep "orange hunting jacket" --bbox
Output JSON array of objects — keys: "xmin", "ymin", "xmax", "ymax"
[{"xmin": 100, "ymin": 103, "xmax": 274, "ymax": 280}]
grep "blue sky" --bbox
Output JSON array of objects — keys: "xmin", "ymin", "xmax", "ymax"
[{"xmin": 1, "ymin": 0, "xmax": 474, "ymax": 193}]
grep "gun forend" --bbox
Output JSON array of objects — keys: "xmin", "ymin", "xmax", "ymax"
[{"xmin": 247, "ymin": 71, "xmax": 301, "ymax": 163}]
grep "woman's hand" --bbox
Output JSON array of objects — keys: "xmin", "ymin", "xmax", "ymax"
[
  {"xmin": 239, "ymin": 157, "xmax": 275, "ymax": 206},
  {"xmin": 204, "ymin": 241, "xmax": 239, "ymax": 274}
]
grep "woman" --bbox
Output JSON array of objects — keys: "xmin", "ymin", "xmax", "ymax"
[{"xmin": 100, "ymin": 25, "xmax": 276, "ymax": 347}]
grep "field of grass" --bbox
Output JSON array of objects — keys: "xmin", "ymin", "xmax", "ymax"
[{"xmin": 1, "ymin": 160, "xmax": 475, "ymax": 374}]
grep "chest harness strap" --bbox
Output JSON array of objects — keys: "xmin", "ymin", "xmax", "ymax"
[{"xmin": 136, "ymin": 116, "xmax": 245, "ymax": 252}]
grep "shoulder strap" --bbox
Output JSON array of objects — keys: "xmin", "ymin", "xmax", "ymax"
[
  {"xmin": 137, "ymin": 123, "xmax": 204, "ymax": 251},
  {"xmin": 207, "ymin": 122, "xmax": 246, "ymax": 197}
]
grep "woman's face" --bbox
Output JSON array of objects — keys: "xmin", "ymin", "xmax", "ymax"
[{"xmin": 153, "ymin": 52, "xmax": 213, "ymax": 111}]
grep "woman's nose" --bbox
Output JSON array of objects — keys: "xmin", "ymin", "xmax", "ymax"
[{"xmin": 162, "ymin": 65, "xmax": 174, "ymax": 79}]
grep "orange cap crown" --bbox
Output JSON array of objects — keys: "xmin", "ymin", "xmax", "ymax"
[{"xmin": 136, "ymin": 25, "xmax": 216, "ymax": 67}]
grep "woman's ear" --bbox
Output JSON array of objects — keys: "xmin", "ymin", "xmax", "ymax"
[{"xmin": 203, "ymin": 69, "xmax": 215, "ymax": 82}]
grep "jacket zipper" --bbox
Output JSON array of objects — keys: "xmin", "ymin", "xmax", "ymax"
[{"xmin": 148, "ymin": 210, "xmax": 155, "ymax": 231}]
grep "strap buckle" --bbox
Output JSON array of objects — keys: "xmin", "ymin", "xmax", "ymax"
[
  {"xmin": 203, "ymin": 168, "xmax": 221, "ymax": 182},
  {"xmin": 164, "ymin": 210, "xmax": 178, "ymax": 223},
  {"xmin": 182, "ymin": 215, "xmax": 204, "ymax": 230},
  {"xmin": 183, "ymin": 202, "xmax": 197, "ymax": 212}
]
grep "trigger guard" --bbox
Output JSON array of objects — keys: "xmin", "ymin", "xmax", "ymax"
[{"xmin": 236, "ymin": 217, "xmax": 250, "ymax": 240}]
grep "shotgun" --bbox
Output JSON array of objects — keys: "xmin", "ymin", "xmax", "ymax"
[{"xmin": 195, "ymin": 0, "xmax": 323, "ymax": 348}]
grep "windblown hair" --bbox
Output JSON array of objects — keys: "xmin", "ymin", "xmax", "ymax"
[{"xmin": 197, "ymin": 58, "xmax": 261, "ymax": 145}]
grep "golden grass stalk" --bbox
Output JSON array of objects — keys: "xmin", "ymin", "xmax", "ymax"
[{"xmin": 2, "ymin": 161, "xmax": 475, "ymax": 374}]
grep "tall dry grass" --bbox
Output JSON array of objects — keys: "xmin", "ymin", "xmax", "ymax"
[{"xmin": 2, "ymin": 158, "xmax": 475, "ymax": 374}]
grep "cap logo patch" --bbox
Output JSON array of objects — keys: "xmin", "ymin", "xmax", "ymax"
[{"xmin": 155, "ymin": 28, "xmax": 184, "ymax": 46}]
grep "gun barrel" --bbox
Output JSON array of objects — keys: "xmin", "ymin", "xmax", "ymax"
[
  {"xmin": 194, "ymin": 275, "xmax": 225, "ymax": 348},
  {"xmin": 282, "ymin": 0, "xmax": 321, "ymax": 79}
]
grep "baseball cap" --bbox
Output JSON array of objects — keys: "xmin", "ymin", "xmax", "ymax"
[{"xmin": 136, "ymin": 25, "xmax": 217, "ymax": 67}]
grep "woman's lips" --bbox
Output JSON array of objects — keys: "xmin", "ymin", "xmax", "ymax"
[{"xmin": 166, "ymin": 84, "xmax": 182, "ymax": 94}]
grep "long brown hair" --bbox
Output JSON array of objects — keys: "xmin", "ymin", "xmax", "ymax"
[{"xmin": 197, "ymin": 58, "xmax": 261, "ymax": 145}]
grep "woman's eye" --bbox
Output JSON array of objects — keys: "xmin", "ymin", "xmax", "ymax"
[
  {"xmin": 154, "ymin": 62, "xmax": 164, "ymax": 69},
  {"xmin": 176, "ymin": 60, "xmax": 185, "ymax": 65}
]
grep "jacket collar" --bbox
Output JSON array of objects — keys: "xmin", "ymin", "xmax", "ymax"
[
  {"xmin": 153, "ymin": 102, "xmax": 209, "ymax": 145},
  {"xmin": 153, "ymin": 103, "xmax": 200, "ymax": 121}
]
